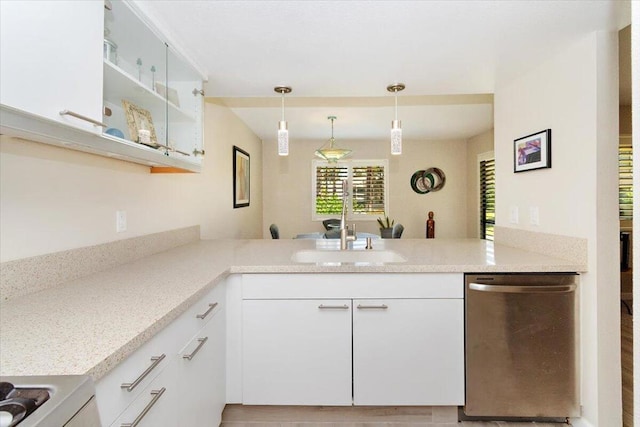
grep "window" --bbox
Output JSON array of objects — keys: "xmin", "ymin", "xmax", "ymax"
[
  {"xmin": 479, "ymin": 157, "xmax": 495, "ymax": 241},
  {"xmin": 619, "ymin": 145, "xmax": 633, "ymax": 220},
  {"xmin": 313, "ymin": 160, "xmax": 388, "ymax": 220}
]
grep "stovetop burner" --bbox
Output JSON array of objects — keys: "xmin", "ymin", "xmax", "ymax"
[{"xmin": 0, "ymin": 383, "xmax": 49, "ymax": 427}]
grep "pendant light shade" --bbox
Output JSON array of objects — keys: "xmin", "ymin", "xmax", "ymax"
[
  {"xmin": 314, "ymin": 116, "xmax": 352, "ymax": 163},
  {"xmin": 387, "ymin": 83, "xmax": 405, "ymax": 155},
  {"xmin": 274, "ymin": 86, "xmax": 292, "ymax": 156}
]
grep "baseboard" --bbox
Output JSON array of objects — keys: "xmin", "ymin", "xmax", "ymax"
[{"xmin": 569, "ymin": 417, "xmax": 595, "ymax": 427}]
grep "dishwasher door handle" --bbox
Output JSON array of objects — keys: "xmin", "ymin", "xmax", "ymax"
[{"xmin": 469, "ymin": 283, "xmax": 576, "ymax": 293}]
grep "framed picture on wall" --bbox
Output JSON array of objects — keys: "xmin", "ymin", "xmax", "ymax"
[
  {"xmin": 233, "ymin": 146, "xmax": 250, "ymax": 208},
  {"xmin": 513, "ymin": 129, "xmax": 551, "ymax": 173}
]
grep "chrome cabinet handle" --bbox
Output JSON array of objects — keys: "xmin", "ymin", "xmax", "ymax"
[
  {"xmin": 196, "ymin": 302, "xmax": 218, "ymax": 319},
  {"xmin": 121, "ymin": 354, "xmax": 166, "ymax": 392},
  {"xmin": 318, "ymin": 304, "xmax": 349, "ymax": 310},
  {"xmin": 183, "ymin": 337, "xmax": 208, "ymax": 361},
  {"xmin": 121, "ymin": 387, "xmax": 166, "ymax": 427},
  {"xmin": 357, "ymin": 304, "xmax": 389, "ymax": 310},
  {"xmin": 59, "ymin": 110, "xmax": 107, "ymax": 127}
]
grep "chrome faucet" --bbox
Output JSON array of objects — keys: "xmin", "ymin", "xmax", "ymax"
[{"xmin": 339, "ymin": 179, "xmax": 357, "ymax": 250}]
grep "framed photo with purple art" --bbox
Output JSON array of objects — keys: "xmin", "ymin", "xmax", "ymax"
[
  {"xmin": 233, "ymin": 146, "xmax": 250, "ymax": 208},
  {"xmin": 513, "ymin": 129, "xmax": 551, "ymax": 173}
]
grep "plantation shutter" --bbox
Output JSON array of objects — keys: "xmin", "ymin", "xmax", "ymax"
[
  {"xmin": 352, "ymin": 165, "xmax": 385, "ymax": 215},
  {"xmin": 619, "ymin": 146, "xmax": 633, "ymax": 220},
  {"xmin": 480, "ymin": 158, "xmax": 495, "ymax": 241},
  {"xmin": 315, "ymin": 165, "xmax": 348, "ymax": 215}
]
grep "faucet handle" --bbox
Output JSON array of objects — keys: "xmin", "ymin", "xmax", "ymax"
[{"xmin": 351, "ymin": 223, "xmax": 357, "ymax": 237}]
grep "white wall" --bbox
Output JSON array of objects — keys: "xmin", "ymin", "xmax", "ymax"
[
  {"xmin": 494, "ymin": 32, "xmax": 620, "ymax": 426},
  {"xmin": 0, "ymin": 103, "xmax": 263, "ymax": 262},
  {"xmin": 465, "ymin": 129, "xmax": 494, "ymax": 238},
  {"xmin": 262, "ymin": 137, "xmax": 470, "ymax": 239}
]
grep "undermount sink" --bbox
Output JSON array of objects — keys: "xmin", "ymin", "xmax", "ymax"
[{"xmin": 292, "ymin": 249, "xmax": 407, "ymax": 265}]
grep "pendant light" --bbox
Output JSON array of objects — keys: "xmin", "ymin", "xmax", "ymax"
[
  {"xmin": 314, "ymin": 116, "xmax": 352, "ymax": 163},
  {"xmin": 387, "ymin": 83, "xmax": 405, "ymax": 155},
  {"xmin": 274, "ymin": 86, "xmax": 292, "ymax": 156}
]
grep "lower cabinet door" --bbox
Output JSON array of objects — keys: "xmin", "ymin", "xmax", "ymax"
[
  {"xmin": 177, "ymin": 308, "xmax": 226, "ymax": 427},
  {"xmin": 242, "ymin": 299, "xmax": 352, "ymax": 405},
  {"xmin": 110, "ymin": 360, "xmax": 178, "ymax": 427},
  {"xmin": 353, "ymin": 298, "xmax": 464, "ymax": 405}
]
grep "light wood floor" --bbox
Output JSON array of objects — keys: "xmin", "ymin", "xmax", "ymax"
[
  {"xmin": 220, "ymin": 405, "xmax": 568, "ymax": 426},
  {"xmin": 622, "ymin": 302, "xmax": 633, "ymax": 427}
]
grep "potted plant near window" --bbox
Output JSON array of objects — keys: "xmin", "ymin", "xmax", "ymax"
[{"xmin": 377, "ymin": 215, "xmax": 395, "ymax": 239}]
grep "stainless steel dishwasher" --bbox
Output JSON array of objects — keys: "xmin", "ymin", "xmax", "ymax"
[{"xmin": 464, "ymin": 273, "xmax": 579, "ymax": 421}]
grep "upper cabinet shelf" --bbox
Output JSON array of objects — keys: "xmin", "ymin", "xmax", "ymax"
[
  {"xmin": 103, "ymin": 60, "xmax": 196, "ymax": 124},
  {"xmin": 0, "ymin": 0, "xmax": 206, "ymax": 173}
]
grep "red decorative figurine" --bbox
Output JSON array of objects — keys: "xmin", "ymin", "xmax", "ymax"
[{"xmin": 426, "ymin": 211, "xmax": 435, "ymax": 238}]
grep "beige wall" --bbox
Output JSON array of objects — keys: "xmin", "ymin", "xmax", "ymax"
[
  {"xmin": 494, "ymin": 32, "xmax": 620, "ymax": 426},
  {"xmin": 0, "ymin": 103, "xmax": 263, "ymax": 262},
  {"xmin": 465, "ymin": 129, "xmax": 494, "ymax": 238},
  {"xmin": 262, "ymin": 137, "xmax": 471, "ymax": 240}
]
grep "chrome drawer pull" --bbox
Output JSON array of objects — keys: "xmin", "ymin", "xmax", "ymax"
[
  {"xmin": 357, "ymin": 304, "xmax": 389, "ymax": 310},
  {"xmin": 121, "ymin": 387, "xmax": 166, "ymax": 427},
  {"xmin": 121, "ymin": 354, "xmax": 166, "ymax": 392},
  {"xmin": 318, "ymin": 304, "xmax": 349, "ymax": 310},
  {"xmin": 183, "ymin": 337, "xmax": 208, "ymax": 361},
  {"xmin": 196, "ymin": 302, "xmax": 218, "ymax": 319},
  {"xmin": 59, "ymin": 110, "xmax": 107, "ymax": 127}
]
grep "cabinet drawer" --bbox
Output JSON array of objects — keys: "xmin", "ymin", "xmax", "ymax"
[
  {"xmin": 96, "ymin": 282, "xmax": 225, "ymax": 426},
  {"xmin": 96, "ymin": 325, "xmax": 176, "ymax": 426},
  {"xmin": 110, "ymin": 361, "xmax": 177, "ymax": 427},
  {"xmin": 177, "ymin": 282, "xmax": 225, "ymax": 348},
  {"xmin": 242, "ymin": 273, "xmax": 463, "ymax": 299}
]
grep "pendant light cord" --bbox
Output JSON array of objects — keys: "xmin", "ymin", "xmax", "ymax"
[
  {"xmin": 394, "ymin": 88, "xmax": 398, "ymax": 120},
  {"xmin": 281, "ymin": 92, "xmax": 285, "ymax": 121}
]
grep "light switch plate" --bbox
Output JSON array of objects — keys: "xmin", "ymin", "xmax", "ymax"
[
  {"xmin": 530, "ymin": 207, "xmax": 540, "ymax": 226},
  {"xmin": 116, "ymin": 210, "xmax": 127, "ymax": 232},
  {"xmin": 509, "ymin": 206, "xmax": 519, "ymax": 224}
]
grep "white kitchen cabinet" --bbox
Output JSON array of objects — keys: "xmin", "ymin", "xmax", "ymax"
[
  {"xmin": 0, "ymin": 1, "xmax": 104, "ymax": 133},
  {"xmin": 240, "ymin": 273, "xmax": 464, "ymax": 407},
  {"xmin": 242, "ymin": 299, "xmax": 353, "ymax": 405},
  {"xmin": 96, "ymin": 282, "xmax": 226, "ymax": 426},
  {"xmin": 110, "ymin": 360, "xmax": 179, "ymax": 427},
  {"xmin": 0, "ymin": 0, "xmax": 205, "ymax": 172},
  {"xmin": 353, "ymin": 298, "xmax": 464, "ymax": 405},
  {"xmin": 177, "ymin": 288, "xmax": 226, "ymax": 426}
]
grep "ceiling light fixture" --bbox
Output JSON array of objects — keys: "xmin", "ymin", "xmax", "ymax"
[
  {"xmin": 314, "ymin": 116, "xmax": 352, "ymax": 163},
  {"xmin": 387, "ymin": 83, "xmax": 405, "ymax": 155},
  {"xmin": 274, "ymin": 86, "xmax": 292, "ymax": 156}
]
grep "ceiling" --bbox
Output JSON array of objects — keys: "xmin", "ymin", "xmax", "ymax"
[{"xmin": 134, "ymin": 0, "xmax": 628, "ymax": 142}]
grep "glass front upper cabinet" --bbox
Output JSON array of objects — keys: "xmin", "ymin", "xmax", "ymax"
[{"xmin": 102, "ymin": 0, "xmax": 204, "ymax": 170}]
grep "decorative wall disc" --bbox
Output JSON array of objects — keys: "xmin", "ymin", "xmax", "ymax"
[{"xmin": 410, "ymin": 167, "xmax": 446, "ymax": 194}]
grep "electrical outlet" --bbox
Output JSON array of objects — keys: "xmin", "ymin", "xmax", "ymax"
[
  {"xmin": 530, "ymin": 206, "xmax": 540, "ymax": 226},
  {"xmin": 116, "ymin": 210, "xmax": 127, "ymax": 232},
  {"xmin": 509, "ymin": 206, "xmax": 519, "ymax": 224}
]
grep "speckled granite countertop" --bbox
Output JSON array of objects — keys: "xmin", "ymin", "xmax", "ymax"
[{"xmin": 0, "ymin": 238, "xmax": 585, "ymax": 381}]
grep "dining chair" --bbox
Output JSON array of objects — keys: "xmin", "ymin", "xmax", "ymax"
[
  {"xmin": 322, "ymin": 218, "xmax": 341, "ymax": 230},
  {"xmin": 392, "ymin": 223, "xmax": 404, "ymax": 238},
  {"xmin": 269, "ymin": 224, "xmax": 280, "ymax": 239}
]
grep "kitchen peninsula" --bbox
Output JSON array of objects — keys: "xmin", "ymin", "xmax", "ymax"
[{"xmin": 0, "ymin": 232, "xmax": 586, "ymax": 425}]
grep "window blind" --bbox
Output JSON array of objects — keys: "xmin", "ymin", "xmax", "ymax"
[
  {"xmin": 352, "ymin": 165, "xmax": 385, "ymax": 215},
  {"xmin": 315, "ymin": 166, "xmax": 348, "ymax": 215},
  {"xmin": 480, "ymin": 158, "xmax": 495, "ymax": 241},
  {"xmin": 313, "ymin": 160, "xmax": 388, "ymax": 220},
  {"xmin": 619, "ymin": 146, "xmax": 633, "ymax": 220}
]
